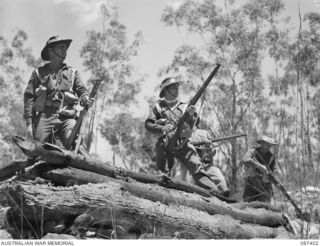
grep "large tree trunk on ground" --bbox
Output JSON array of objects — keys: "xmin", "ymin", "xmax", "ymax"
[
  {"xmin": 41, "ymin": 167, "xmax": 285, "ymax": 227},
  {"xmin": 2, "ymin": 181, "xmax": 285, "ymax": 239},
  {"xmin": 12, "ymin": 137, "xmax": 235, "ymax": 202},
  {"xmin": 234, "ymin": 201, "xmax": 284, "ymax": 213},
  {"xmin": 10, "ymin": 136, "xmax": 300, "ymax": 239},
  {"xmin": 0, "ymin": 160, "xmax": 32, "ymax": 182}
]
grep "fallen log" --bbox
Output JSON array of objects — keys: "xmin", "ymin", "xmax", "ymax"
[
  {"xmin": 42, "ymin": 167, "xmax": 285, "ymax": 227},
  {"xmin": 234, "ymin": 201, "xmax": 283, "ymax": 213},
  {"xmin": 42, "ymin": 166, "xmax": 115, "ymax": 186},
  {"xmin": 0, "ymin": 160, "xmax": 32, "ymax": 182},
  {"xmin": 12, "ymin": 136, "xmax": 236, "ymax": 202},
  {"xmin": 3, "ymin": 181, "xmax": 284, "ymax": 239}
]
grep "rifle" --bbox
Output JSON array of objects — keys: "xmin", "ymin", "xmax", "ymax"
[
  {"xmin": 65, "ymin": 79, "xmax": 102, "ymax": 153},
  {"xmin": 211, "ymin": 133, "xmax": 247, "ymax": 143},
  {"xmin": 191, "ymin": 133, "xmax": 247, "ymax": 146},
  {"xmin": 255, "ymin": 156, "xmax": 308, "ymax": 220},
  {"xmin": 265, "ymin": 167, "xmax": 304, "ymax": 219},
  {"xmin": 166, "ymin": 64, "xmax": 221, "ymax": 152}
]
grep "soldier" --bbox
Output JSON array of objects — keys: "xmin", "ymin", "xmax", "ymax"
[
  {"xmin": 241, "ymin": 135, "xmax": 278, "ymax": 203},
  {"xmin": 190, "ymin": 128, "xmax": 230, "ymax": 196},
  {"xmin": 145, "ymin": 77, "xmax": 229, "ymax": 196},
  {"xmin": 23, "ymin": 35, "xmax": 94, "ymax": 148}
]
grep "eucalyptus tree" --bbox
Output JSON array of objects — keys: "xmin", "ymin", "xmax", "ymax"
[
  {"xmin": 266, "ymin": 11, "xmax": 320, "ymax": 188},
  {"xmin": 0, "ymin": 30, "xmax": 40, "ymax": 164},
  {"xmin": 100, "ymin": 113, "xmax": 156, "ymax": 171},
  {"xmin": 80, "ymin": 4, "xmax": 146, "ymax": 167},
  {"xmin": 160, "ymin": 0, "xmax": 288, "ymax": 189}
]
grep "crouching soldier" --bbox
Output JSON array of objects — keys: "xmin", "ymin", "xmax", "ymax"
[
  {"xmin": 241, "ymin": 135, "xmax": 278, "ymax": 203},
  {"xmin": 145, "ymin": 77, "xmax": 227, "ymax": 196},
  {"xmin": 190, "ymin": 128, "xmax": 230, "ymax": 197}
]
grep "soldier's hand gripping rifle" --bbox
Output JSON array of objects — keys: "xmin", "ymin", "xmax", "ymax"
[
  {"xmin": 166, "ymin": 64, "xmax": 221, "ymax": 153},
  {"xmin": 65, "ymin": 79, "xmax": 102, "ymax": 153}
]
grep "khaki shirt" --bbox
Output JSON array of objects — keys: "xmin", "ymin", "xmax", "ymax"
[
  {"xmin": 145, "ymin": 100, "xmax": 188, "ymax": 135},
  {"xmin": 24, "ymin": 63, "xmax": 88, "ymax": 125}
]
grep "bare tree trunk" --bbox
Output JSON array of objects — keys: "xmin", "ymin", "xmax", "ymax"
[
  {"xmin": 2, "ymin": 182, "xmax": 285, "ymax": 239},
  {"xmin": 230, "ymin": 77, "xmax": 238, "ymax": 190},
  {"xmin": 41, "ymin": 166, "xmax": 285, "ymax": 227},
  {"xmin": 112, "ymin": 149, "xmax": 116, "ymax": 167},
  {"xmin": 305, "ymin": 81, "xmax": 313, "ymax": 169}
]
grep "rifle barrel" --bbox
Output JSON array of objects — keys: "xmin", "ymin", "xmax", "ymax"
[
  {"xmin": 189, "ymin": 64, "xmax": 221, "ymax": 106},
  {"xmin": 65, "ymin": 80, "xmax": 102, "ymax": 151},
  {"xmin": 166, "ymin": 64, "xmax": 221, "ymax": 152},
  {"xmin": 267, "ymin": 171, "xmax": 303, "ymax": 218},
  {"xmin": 211, "ymin": 134, "xmax": 247, "ymax": 143}
]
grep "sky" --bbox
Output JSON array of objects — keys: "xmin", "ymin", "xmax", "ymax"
[
  {"xmin": 1, "ymin": 0, "xmax": 320, "ymax": 109},
  {"xmin": 1, "ymin": 0, "xmax": 320, "ymax": 160},
  {"xmin": 0, "ymin": 0, "xmax": 196, "ymax": 113}
]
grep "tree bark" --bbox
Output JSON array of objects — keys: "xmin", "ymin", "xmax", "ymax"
[
  {"xmin": 234, "ymin": 201, "xmax": 283, "ymax": 213},
  {"xmin": 0, "ymin": 160, "xmax": 32, "ymax": 182},
  {"xmin": 41, "ymin": 166, "xmax": 115, "ymax": 186},
  {"xmin": 3, "ymin": 181, "xmax": 284, "ymax": 239},
  {"xmin": 12, "ymin": 137, "xmax": 235, "ymax": 202},
  {"xmin": 41, "ymin": 167, "xmax": 285, "ymax": 227}
]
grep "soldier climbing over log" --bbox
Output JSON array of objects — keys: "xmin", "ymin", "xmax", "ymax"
[{"xmin": 188, "ymin": 127, "xmax": 240, "ymax": 197}]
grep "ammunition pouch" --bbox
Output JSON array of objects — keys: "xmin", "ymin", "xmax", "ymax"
[
  {"xmin": 33, "ymin": 94, "xmax": 46, "ymax": 112},
  {"xmin": 64, "ymin": 91, "xmax": 78, "ymax": 105},
  {"xmin": 32, "ymin": 85, "xmax": 48, "ymax": 112},
  {"xmin": 58, "ymin": 91, "xmax": 79, "ymax": 118},
  {"xmin": 58, "ymin": 107, "xmax": 77, "ymax": 118},
  {"xmin": 33, "ymin": 84, "xmax": 79, "ymax": 118},
  {"xmin": 47, "ymin": 91, "xmax": 62, "ymax": 108}
]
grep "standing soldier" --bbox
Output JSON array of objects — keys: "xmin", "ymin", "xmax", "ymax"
[
  {"xmin": 241, "ymin": 135, "xmax": 278, "ymax": 203},
  {"xmin": 145, "ymin": 77, "xmax": 229, "ymax": 196},
  {"xmin": 23, "ymin": 35, "xmax": 93, "ymax": 148}
]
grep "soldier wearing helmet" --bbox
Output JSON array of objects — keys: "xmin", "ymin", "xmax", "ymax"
[
  {"xmin": 145, "ymin": 77, "xmax": 229, "ymax": 196},
  {"xmin": 189, "ymin": 128, "xmax": 230, "ymax": 196},
  {"xmin": 241, "ymin": 134, "xmax": 278, "ymax": 202},
  {"xmin": 23, "ymin": 35, "xmax": 94, "ymax": 148}
]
